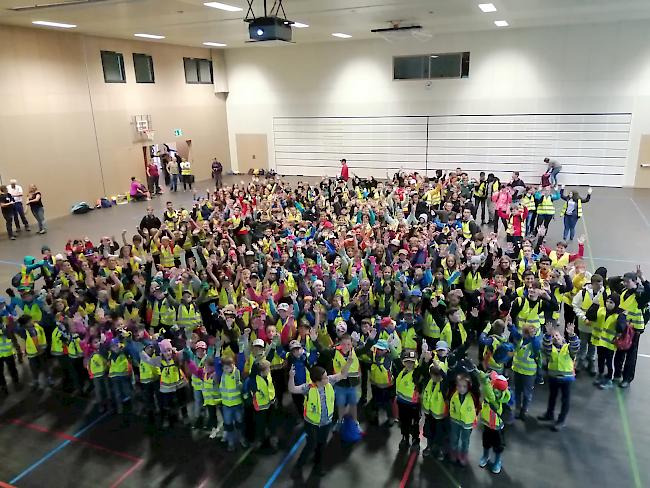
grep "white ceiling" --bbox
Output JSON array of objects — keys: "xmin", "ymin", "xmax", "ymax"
[{"xmin": 2, "ymin": 0, "xmax": 650, "ymax": 48}]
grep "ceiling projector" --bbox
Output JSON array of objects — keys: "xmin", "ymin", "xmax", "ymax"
[{"xmin": 247, "ymin": 16, "xmax": 293, "ymax": 42}]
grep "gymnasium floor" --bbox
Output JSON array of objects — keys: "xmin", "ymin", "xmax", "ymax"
[{"xmin": 1, "ymin": 177, "xmax": 649, "ymax": 488}]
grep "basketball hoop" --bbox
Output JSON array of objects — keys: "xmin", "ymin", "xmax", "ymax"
[{"xmin": 144, "ymin": 130, "xmax": 155, "ymax": 141}]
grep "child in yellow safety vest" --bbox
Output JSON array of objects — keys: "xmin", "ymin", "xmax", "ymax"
[
  {"xmin": 537, "ymin": 323, "xmax": 580, "ymax": 432},
  {"xmin": 16, "ymin": 314, "xmax": 50, "ymax": 390},
  {"xmin": 138, "ymin": 341, "xmax": 160, "ymax": 424},
  {"xmin": 478, "ymin": 371, "xmax": 511, "ymax": 474},
  {"xmin": 396, "ymin": 350, "xmax": 426, "ymax": 451},
  {"xmin": 108, "ymin": 338, "xmax": 133, "ymax": 414},
  {"xmin": 448, "ymin": 373, "xmax": 480, "ymax": 466},
  {"xmin": 185, "ymin": 340, "xmax": 208, "ymax": 429},
  {"xmin": 248, "ymin": 359, "xmax": 279, "ymax": 450},
  {"xmin": 588, "ymin": 292, "xmax": 627, "ymax": 390},
  {"xmin": 216, "ymin": 355, "xmax": 247, "ymax": 451},
  {"xmin": 420, "ymin": 355, "xmax": 449, "ymax": 460},
  {"xmin": 86, "ymin": 337, "xmax": 110, "ymax": 412},
  {"xmin": 140, "ymin": 338, "xmax": 189, "ymax": 429}
]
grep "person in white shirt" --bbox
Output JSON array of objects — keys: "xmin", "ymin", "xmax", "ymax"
[{"xmin": 7, "ymin": 179, "xmax": 30, "ymax": 232}]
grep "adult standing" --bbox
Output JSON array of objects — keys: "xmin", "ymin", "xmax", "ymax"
[
  {"xmin": 340, "ymin": 158, "xmax": 349, "ymax": 182},
  {"xmin": 26, "ymin": 185, "xmax": 47, "ymax": 234},
  {"xmin": 146, "ymin": 161, "xmax": 162, "ymax": 195},
  {"xmin": 166, "ymin": 158, "xmax": 179, "ymax": 192},
  {"xmin": 211, "ymin": 159, "xmax": 223, "ymax": 189},
  {"xmin": 560, "ymin": 186, "xmax": 592, "ymax": 241},
  {"xmin": 7, "ymin": 179, "xmax": 30, "ymax": 233},
  {"xmin": 0, "ymin": 186, "xmax": 16, "ymax": 240},
  {"xmin": 180, "ymin": 159, "xmax": 193, "ymax": 191}
]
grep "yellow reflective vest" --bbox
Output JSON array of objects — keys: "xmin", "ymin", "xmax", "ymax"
[
  {"xmin": 421, "ymin": 379, "xmax": 447, "ymax": 418},
  {"xmin": 304, "ymin": 383, "xmax": 335, "ymax": 425},
  {"xmin": 449, "ymin": 391, "xmax": 477, "ymax": 429}
]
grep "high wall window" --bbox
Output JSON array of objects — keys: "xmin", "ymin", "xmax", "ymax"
[
  {"xmin": 101, "ymin": 50, "xmax": 126, "ymax": 83},
  {"xmin": 133, "ymin": 53, "xmax": 155, "ymax": 83},
  {"xmin": 393, "ymin": 52, "xmax": 470, "ymax": 80},
  {"xmin": 184, "ymin": 57, "xmax": 213, "ymax": 84}
]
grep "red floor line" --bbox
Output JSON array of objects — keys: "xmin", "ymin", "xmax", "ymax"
[
  {"xmin": 399, "ymin": 450, "xmax": 419, "ymax": 488},
  {"xmin": 109, "ymin": 459, "xmax": 144, "ymax": 488},
  {"xmin": 0, "ymin": 481, "xmax": 17, "ymax": 488},
  {"xmin": 6, "ymin": 418, "xmax": 142, "ymax": 462}
]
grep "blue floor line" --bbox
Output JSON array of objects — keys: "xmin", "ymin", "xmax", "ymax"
[
  {"xmin": 8, "ymin": 412, "xmax": 109, "ymax": 484},
  {"xmin": 263, "ymin": 432, "xmax": 306, "ymax": 488}
]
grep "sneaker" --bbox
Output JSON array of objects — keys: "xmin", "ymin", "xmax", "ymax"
[
  {"xmin": 384, "ymin": 418, "xmax": 395, "ymax": 427},
  {"xmin": 516, "ymin": 410, "xmax": 528, "ymax": 421},
  {"xmin": 537, "ymin": 413, "xmax": 554, "ymax": 422},
  {"xmin": 422, "ymin": 446, "xmax": 433, "ymax": 457},
  {"xmin": 613, "ymin": 375, "xmax": 623, "ymax": 384},
  {"xmin": 209, "ymin": 427, "xmax": 219, "ymax": 439},
  {"xmin": 436, "ymin": 450, "xmax": 445, "ymax": 461},
  {"xmin": 598, "ymin": 379, "xmax": 614, "ymax": 390},
  {"xmin": 239, "ymin": 438, "xmax": 249, "ymax": 448},
  {"xmin": 38, "ymin": 230, "xmax": 46, "ymax": 235},
  {"xmin": 410, "ymin": 439, "xmax": 420, "ymax": 451},
  {"xmin": 356, "ymin": 421, "xmax": 365, "ymax": 435},
  {"xmin": 399, "ymin": 436, "xmax": 410, "ymax": 449},
  {"xmin": 592, "ymin": 375, "xmax": 603, "ymax": 386},
  {"xmin": 491, "ymin": 459, "xmax": 502, "ymax": 474},
  {"xmin": 333, "ymin": 418, "xmax": 343, "ymax": 432},
  {"xmin": 619, "ymin": 380, "xmax": 630, "ymax": 388},
  {"xmin": 25, "ymin": 228, "xmax": 31, "ymax": 232},
  {"xmin": 536, "ymin": 377, "xmax": 545, "ymax": 385},
  {"xmin": 479, "ymin": 455, "xmax": 489, "ymax": 468},
  {"xmin": 551, "ymin": 421, "xmax": 566, "ymax": 432},
  {"xmin": 10, "ymin": 236, "xmax": 16, "ymax": 240}
]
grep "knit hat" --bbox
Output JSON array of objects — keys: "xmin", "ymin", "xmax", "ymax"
[
  {"xmin": 159, "ymin": 339, "xmax": 173, "ymax": 354},
  {"xmin": 490, "ymin": 371, "xmax": 509, "ymax": 391},
  {"xmin": 607, "ymin": 292, "xmax": 621, "ymax": 308},
  {"xmin": 594, "ymin": 266, "xmax": 608, "ymax": 281}
]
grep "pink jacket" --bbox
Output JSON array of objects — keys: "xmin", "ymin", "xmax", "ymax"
[{"xmin": 492, "ymin": 189, "xmax": 512, "ymax": 212}]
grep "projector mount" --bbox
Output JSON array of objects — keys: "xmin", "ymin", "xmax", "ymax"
[{"xmin": 244, "ymin": 0, "xmax": 288, "ymax": 22}]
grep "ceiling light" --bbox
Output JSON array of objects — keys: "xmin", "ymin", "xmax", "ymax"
[
  {"xmin": 134, "ymin": 33, "xmax": 166, "ymax": 39},
  {"xmin": 332, "ymin": 33, "xmax": 352, "ymax": 39},
  {"xmin": 478, "ymin": 3, "xmax": 497, "ymax": 13},
  {"xmin": 203, "ymin": 2, "xmax": 242, "ymax": 12},
  {"xmin": 494, "ymin": 20, "xmax": 509, "ymax": 27},
  {"xmin": 32, "ymin": 20, "xmax": 76, "ymax": 29},
  {"xmin": 203, "ymin": 42, "xmax": 227, "ymax": 47},
  {"xmin": 292, "ymin": 22, "xmax": 309, "ymax": 28},
  {"xmin": 430, "ymin": 55, "xmax": 439, "ymax": 58}
]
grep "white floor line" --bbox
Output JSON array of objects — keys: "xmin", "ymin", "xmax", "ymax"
[
  {"xmin": 629, "ymin": 198, "xmax": 650, "ymax": 229},
  {"xmin": 592, "ymin": 257, "xmax": 650, "ymax": 264},
  {"xmin": 639, "ymin": 354, "xmax": 650, "ymax": 359}
]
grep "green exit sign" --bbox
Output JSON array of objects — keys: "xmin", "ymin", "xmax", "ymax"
[{"xmin": 173, "ymin": 128, "xmax": 183, "ymax": 136}]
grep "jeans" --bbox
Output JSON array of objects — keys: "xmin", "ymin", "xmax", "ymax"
[
  {"xmin": 31, "ymin": 206, "xmax": 46, "ymax": 232},
  {"xmin": 12, "ymin": 202, "xmax": 29, "ymax": 230},
  {"xmin": 614, "ymin": 330, "xmax": 641, "ymax": 382},
  {"xmin": 513, "ymin": 373, "xmax": 535, "ymax": 412},
  {"xmin": 3, "ymin": 213, "xmax": 14, "ymax": 238},
  {"xmin": 193, "ymin": 388, "xmax": 204, "ymax": 419},
  {"xmin": 563, "ymin": 214, "xmax": 579, "ymax": 241},
  {"xmin": 537, "ymin": 214, "xmax": 553, "ymax": 234},
  {"xmin": 577, "ymin": 330, "xmax": 596, "ymax": 368},
  {"xmin": 549, "ymin": 168, "xmax": 560, "ymax": 186},
  {"xmin": 474, "ymin": 197, "xmax": 487, "ymax": 223},
  {"xmin": 110, "ymin": 376, "xmax": 132, "ymax": 413},
  {"xmin": 222, "ymin": 404, "xmax": 244, "ymax": 447},
  {"xmin": 597, "ymin": 346, "xmax": 615, "ymax": 380},
  {"xmin": 526, "ymin": 211, "xmax": 536, "ymax": 236},
  {"xmin": 170, "ymin": 174, "xmax": 178, "ymax": 192},
  {"xmin": 546, "ymin": 378, "xmax": 572, "ymax": 423},
  {"xmin": 93, "ymin": 376, "xmax": 110, "ymax": 405},
  {"xmin": 449, "ymin": 422, "xmax": 472, "ymax": 454}
]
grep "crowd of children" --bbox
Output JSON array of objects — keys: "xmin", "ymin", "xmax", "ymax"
[{"xmin": 0, "ymin": 169, "xmax": 649, "ymax": 479}]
